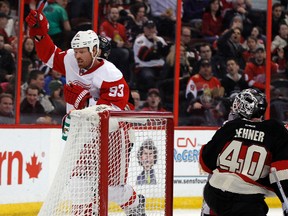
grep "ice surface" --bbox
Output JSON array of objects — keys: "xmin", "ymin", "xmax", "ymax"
[{"xmin": 173, "ymin": 208, "xmax": 282, "ymax": 216}]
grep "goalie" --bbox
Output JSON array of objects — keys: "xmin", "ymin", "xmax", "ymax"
[
  {"xmin": 200, "ymin": 89, "xmax": 288, "ymax": 216},
  {"xmin": 26, "ymin": 9, "xmax": 145, "ymax": 216}
]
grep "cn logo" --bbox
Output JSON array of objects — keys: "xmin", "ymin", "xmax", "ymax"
[
  {"xmin": 0, "ymin": 151, "xmax": 43, "ymax": 185},
  {"xmin": 176, "ymin": 137, "xmax": 197, "ymax": 148}
]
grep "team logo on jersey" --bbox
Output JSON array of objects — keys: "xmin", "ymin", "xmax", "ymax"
[{"xmin": 72, "ymin": 80, "xmax": 91, "ymax": 89}]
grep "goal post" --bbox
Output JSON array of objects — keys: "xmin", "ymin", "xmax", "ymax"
[{"xmin": 38, "ymin": 105, "xmax": 174, "ymax": 216}]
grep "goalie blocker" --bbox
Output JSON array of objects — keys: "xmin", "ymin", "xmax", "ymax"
[{"xmin": 39, "ymin": 105, "xmax": 174, "ymax": 216}]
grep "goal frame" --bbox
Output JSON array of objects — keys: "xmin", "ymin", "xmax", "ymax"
[{"xmin": 99, "ymin": 110, "xmax": 174, "ymax": 216}]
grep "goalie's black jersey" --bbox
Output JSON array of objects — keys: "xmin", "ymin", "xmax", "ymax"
[{"xmin": 200, "ymin": 118, "xmax": 288, "ymax": 198}]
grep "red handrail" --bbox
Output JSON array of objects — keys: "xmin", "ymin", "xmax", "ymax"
[
  {"xmin": 265, "ymin": 0, "xmax": 272, "ymax": 120},
  {"xmin": 93, "ymin": 0, "xmax": 99, "ymax": 32},
  {"xmin": 173, "ymin": 0, "xmax": 182, "ymax": 126},
  {"xmin": 15, "ymin": 0, "xmax": 25, "ymax": 124}
]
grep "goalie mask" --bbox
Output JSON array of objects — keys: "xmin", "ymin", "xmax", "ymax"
[
  {"xmin": 231, "ymin": 88, "xmax": 267, "ymax": 120},
  {"xmin": 71, "ymin": 30, "xmax": 100, "ymax": 56},
  {"xmin": 98, "ymin": 35, "xmax": 111, "ymax": 59}
]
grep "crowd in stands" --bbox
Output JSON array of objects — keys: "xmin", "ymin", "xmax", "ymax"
[{"xmin": 1, "ymin": 0, "xmax": 288, "ymax": 125}]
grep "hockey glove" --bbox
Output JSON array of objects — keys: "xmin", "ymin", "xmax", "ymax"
[
  {"xmin": 25, "ymin": 10, "xmax": 49, "ymax": 38},
  {"xmin": 64, "ymin": 83, "xmax": 91, "ymax": 110}
]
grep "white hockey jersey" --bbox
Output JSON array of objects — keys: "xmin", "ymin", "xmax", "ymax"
[{"xmin": 34, "ymin": 35, "xmax": 130, "ymax": 112}]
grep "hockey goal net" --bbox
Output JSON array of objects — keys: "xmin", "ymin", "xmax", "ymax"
[{"xmin": 38, "ymin": 105, "xmax": 174, "ymax": 216}]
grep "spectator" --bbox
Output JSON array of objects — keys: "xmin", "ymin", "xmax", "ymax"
[
  {"xmin": 21, "ymin": 58, "xmax": 34, "ymax": 84},
  {"xmin": 220, "ymin": 0, "xmax": 233, "ymax": 13},
  {"xmin": 100, "ymin": 6, "xmax": 132, "ymax": 82},
  {"xmin": 44, "ymin": 68, "xmax": 66, "ymax": 95},
  {"xmin": 221, "ymin": 58, "xmax": 248, "ymax": 97},
  {"xmin": 21, "ymin": 69, "xmax": 44, "ymax": 98},
  {"xmin": 182, "ymin": 0, "xmax": 209, "ymax": 23},
  {"xmin": 242, "ymin": 36, "xmax": 259, "ymax": 62},
  {"xmin": 21, "ymin": 69, "xmax": 54, "ymax": 114},
  {"xmin": 0, "ymin": 93, "xmax": 14, "ymax": 124},
  {"xmin": 48, "ymin": 80, "xmax": 66, "ymax": 123},
  {"xmin": 193, "ymin": 43, "xmax": 220, "ymax": 77},
  {"xmin": 216, "ymin": 26, "xmax": 246, "ymax": 71},
  {"xmin": 131, "ymin": 89, "xmax": 141, "ymax": 110},
  {"xmin": 244, "ymin": 46, "xmax": 279, "ymax": 91},
  {"xmin": 0, "ymin": 0, "xmax": 14, "ymax": 38},
  {"xmin": 117, "ymin": 5, "xmax": 133, "ymax": 27},
  {"xmin": 160, "ymin": 43, "xmax": 191, "ymax": 111},
  {"xmin": 272, "ymin": 2, "xmax": 285, "ymax": 39},
  {"xmin": 201, "ymin": 0, "xmax": 223, "ymax": 43},
  {"xmin": 136, "ymin": 138, "xmax": 158, "ymax": 185},
  {"xmin": 133, "ymin": 19, "xmax": 168, "ymax": 98},
  {"xmin": 222, "ymin": 0, "xmax": 254, "ymax": 38},
  {"xmin": 131, "ymin": 0, "xmax": 152, "ymax": 17},
  {"xmin": 0, "ymin": 33, "xmax": 15, "ymax": 83},
  {"xmin": 149, "ymin": 0, "xmax": 180, "ymax": 39},
  {"xmin": 271, "ymin": 22, "xmax": 288, "ymax": 54},
  {"xmin": 20, "ymin": 84, "xmax": 46, "ymax": 123},
  {"xmin": 187, "ymin": 59, "xmax": 223, "ymax": 99},
  {"xmin": 225, "ymin": 13, "xmax": 244, "ymax": 33},
  {"xmin": 22, "ymin": 36, "xmax": 42, "ymax": 69},
  {"xmin": 2, "ymin": 75, "xmax": 15, "ymax": 97},
  {"xmin": 250, "ymin": 26, "xmax": 266, "ymax": 46},
  {"xmin": 270, "ymin": 22, "xmax": 288, "ymax": 75},
  {"xmin": 0, "ymin": 12, "xmax": 9, "ymax": 44},
  {"xmin": 185, "ymin": 59, "xmax": 224, "ymax": 126},
  {"xmin": 43, "ymin": 0, "xmax": 71, "ymax": 50},
  {"xmin": 8, "ymin": 18, "xmax": 19, "ymax": 55},
  {"xmin": 165, "ymin": 42, "xmax": 192, "ymax": 78},
  {"xmin": 181, "ymin": 26, "xmax": 200, "ymax": 70},
  {"xmin": 126, "ymin": 2, "xmax": 148, "ymax": 44},
  {"xmin": 140, "ymin": 88, "xmax": 166, "ymax": 112},
  {"xmin": 66, "ymin": 0, "xmax": 92, "ymax": 25}
]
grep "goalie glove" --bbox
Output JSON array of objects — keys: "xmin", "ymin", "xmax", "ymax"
[
  {"xmin": 25, "ymin": 10, "xmax": 49, "ymax": 38},
  {"xmin": 64, "ymin": 83, "xmax": 91, "ymax": 110}
]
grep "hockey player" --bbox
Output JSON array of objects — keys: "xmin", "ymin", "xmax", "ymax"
[
  {"xmin": 200, "ymin": 88, "xmax": 288, "ymax": 216},
  {"xmin": 25, "ymin": 10, "xmax": 132, "ymax": 112},
  {"xmin": 25, "ymin": 10, "xmax": 145, "ymax": 216}
]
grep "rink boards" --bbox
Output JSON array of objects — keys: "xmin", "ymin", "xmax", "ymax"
[{"xmin": 0, "ymin": 128, "xmax": 281, "ymax": 215}]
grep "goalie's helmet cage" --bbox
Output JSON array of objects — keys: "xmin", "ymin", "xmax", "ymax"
[
  {"xmin": 71, "ymin": 30, "xmax": 100, "ymax": 55},
  {"xmin": 232, "ymin": 88, "xmax": 267, "ymax": 119}
]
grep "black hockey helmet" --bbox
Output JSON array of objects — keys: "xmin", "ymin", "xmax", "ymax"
[
  {"xmin": 98, "ymin": 35, "xmax": 111, "ymax": 59},
  {"xmin": 231, "ymin": 88, "xmax": 267, "ymax": 120}
]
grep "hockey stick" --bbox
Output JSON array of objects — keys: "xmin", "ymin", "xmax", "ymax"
[
  {"xmin": 37, "ymin": 0, "xmax": 47, "ymax": 12},
  {"xmin": 271, "ymin": 167, "xmax": 288, "ymax": 213},
  {"xmin": 32, "ymin": 0, "xmax": 47, "ymax": 28}
]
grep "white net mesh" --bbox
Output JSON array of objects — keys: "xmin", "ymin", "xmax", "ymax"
[{"xmin": 38, "ymin": 105, "xmax": 172, "ymax": 216}]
